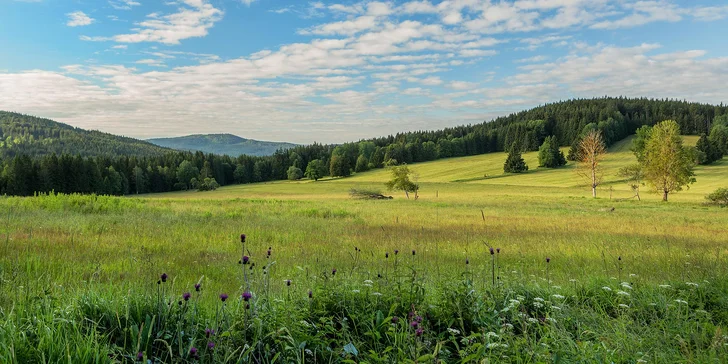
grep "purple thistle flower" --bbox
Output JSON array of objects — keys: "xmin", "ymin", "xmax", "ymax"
[
  {"xmin": 240, "ymin": 234, "xmax": 246, "ymax": 243},
  {"xmin": 242, "ymin": 291, "xmax": 252, "ymax": 301},
  {"xmin": 410, "ymin": 321, "xmax": 418, "ymax": 328},
  {"xmin": 190, "ymin": 347, "xmax": 198, "ymax": 357},
  {"xmin": 412, "ymin": 250, "xmax": 416, "ymax": 256},
  {"xmin": 207, "ymin": 342, "xmax": 215, "ymax": 350},
  {"xmin": 195, "ymin": 283, "xmax": 201, "ymax": 292},
  {"xmin": 394, "ymin": 250, "xmax": 399, "ymax": 255},
  {"xmin": 415, "ymin": 327, "xmax": 424, "ymax": 337},
  {"xmin": 136, "ymin": 352, "xmax": 143, "ymax": 361},
  {"xmin": 219, "ymin": 293, "xmax": 228, "ymax": 302},
  {"xmin": 391, "ymin": 316, "xmax": 399, "ymax": 324},
  {"xmin": 242, "ymin": 255, "xmax": 250, "ymax": 264},
  {"xmin": 267, "ymin": 249, "xmax": 271, "ymax": 257},
  {"xmin": 497, "ymin": 248, "xmax": 501, "ymax": 254},
  {"xmin": 308, "ymin": 290, "xmax": 313, "ymax": 299},
  {"xmin": 415, "ymin": 315, "xmax": 423, "ymax": 323},
  {"xmin": 205, "ymin": 328, "xmax": 215, "ymax": 337},
  {"xmin": 546, "ymin": 257, "xmax": 551, "ymax": 263},
  {"xmin": 332, "ymin": 268, "xmax": 337, "ymax": 276},
  {"xmin": 183, "ymin": 292, "xmax": 191, "ymax": 301},
  {"xmin": 385, "ymin": 252, "xmax": 389, "ymax": 259},
  {"xmin": 286, "ymin": 280, "xmax": 291, "ymax": 286},
  {"xmin": 161, "ymin": 273, "xmax": 168, "ymax": 283},
  {"xmin": 489, "ymin": 247, "xmax": 494, "ymax": 255}
]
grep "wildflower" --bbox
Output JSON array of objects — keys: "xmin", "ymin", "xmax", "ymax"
[
  {"xmin": 534, "ymin": 297, "xmax": 544, "ymax": 302},
  {"xmin": 686, "ymin": 282, "xmax": 699, "ymax": 288},
  {"xmin": 659, "ymin": 284, "xmax": 671, "ymax": 288},
  {"xmin": 308, "ymin": 290, "xmax": 313, "ymax": 299},
  {"xmin": 161, "ymin": 273, "xmax": 168, "ymax": 283},
  {"xmin": 533, "ymin": 302, "xmax": 544, "ymax": 309},
  {"xmin": 415, "ymin": 327, "xmax": 424, "ymax": 337},
  {"xmin": 620, "ymin": 282, "xmax": 632, "ymax": 290},
  {"xmin": 195, "ymin": 283, "xmax": 201, "ymax": 292},
  {"xmin": 372, "ymin": 292, "xmax": 382, "ymax": 296},
  {"xmin": 332, "ymin": 268, "xmax": 337, "ymax": 276},
  {"xmin": 242, "ymin": 291, "xmax": 252, "ymax": 301},
  {"xmin": 502, "ymin": 323, "xmax": 514, "ymax": 330},
  {"xmin": 410, "ymin": 321, "xmax": 419, "ymax": 328},
  {"xmin": 207, "ymin": 342, "xmax": 215, "ymax": 350},
  {"xmin": 190, "ymin": 347, "xmax": 198, "ymax": 358},
  {"xmin": 385, "ymin": 252, "xmax": 389, "ymax": 258},
  {"xmin": 617, "ymin": 291, "xmax": 630, "ymax": 297},
  {"xmin": 363, "ymin": 280, "xmax": 373, "ymax": 285},
  {"xmin": 183, "ymin": 292, "xmax": 191, "ymax": 301},
  {"xmin": 286, "ymin": 280, "xmax": 291, "ymax": 286},
  {"xmin": 527, "ymin": 317, "xmax": 539, "ymax": 324},
  {"xmin": 412, "ymin": 250, "xmax": 416, "ymax": 256},
  {"xmin": 619, "ymin": 304, "xmax": 630, "ymax": 309},
  {"xmin": 447, "ymin": 328, "xmax": 461, "ymax": 335},
  {"xmin": 352, "ymin": 289, "xmax": 360, "ymax": 293},
  {"xmin": 546, "ymin": 257, "xmax": 550, "ymax": 263},
  {"xmin": 205, "ymin": 328, "xmax": 215, "ymax": 337},
  {"xmin": 485, "ymin": 332, "xmax": 499, "ymax": 338},
  {"xmin": 242, "ymin": 255, "xmax": 249, "ymax": 264},
  {"xmin": 509, "ymin": 299, "xmax": 521, "ymax": 305},
  {"xmin": 674, "ymin": 299, "xmax": 688, "ymax": 305},
  {"xmin": 240, "ymin": 234, "xmax": 246, "ymax": 243},
  {"xmin": 490, "ymin": 247, "xmax": 494, "ymax": 255},
  {"xmin": 267, "ymin": 249, "xmax": 271, "ymax": 257},
  {"xmin": 552, "ymin": 294, "xmax": 565, "ymax": 299},
  {"xmin": 497, "ymin": 248, "xmax": 501, "ymax": 254},
  {"xmin": 629, "ymin": 273, "xmax": 637, "ymax": 277},
  {"xmin": 394, "ymin": 250, "xmax": 399, "ymax": 255},
  {"xmin": 602, "ymin": 286, "xmax": 612, "ymax": 291},
  {"xmin": 391, "ymin": 316, "xmax": 399, "ymax": 324},
  {"xmin": 219, "ymin": 293, "xmax": 228, "ymax": 302},
  {"xmin": 545, "ymin": 317, "xmax": 557, "ymax": 324},
  {"xmin": 136, "ymin": 352, "xmax": 143, "ymax": 362},
  {"xmin": 551, "ymin": 306, "xmax": 561, "ymax": 310}
]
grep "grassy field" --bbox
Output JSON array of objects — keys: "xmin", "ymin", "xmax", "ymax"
[{"xmin": 1, "ymin": 136, "xmax": 727, "ymax": 363}]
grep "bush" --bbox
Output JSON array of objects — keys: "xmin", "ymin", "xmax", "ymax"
[
  {"xmin": 706, "ymin": 188, "xmax": 728, "ymax": 206},
  {"xmin": 287, "ymin": 166, "xmax": 303, "ymax": 180},
  {"xmin": 197, "ymin": 177, "xmax": 219, "ymax": 191}
]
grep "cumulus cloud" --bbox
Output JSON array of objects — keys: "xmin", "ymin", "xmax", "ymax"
[{"xmin": 66, "ymin": 11, "xmax": 94, "ymax": 27}]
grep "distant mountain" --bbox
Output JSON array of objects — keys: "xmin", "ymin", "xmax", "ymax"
[
  {"xmin": 0, "ymin": 111, "xmax": 171, "ymax": 158},
  {"xmin": 147, "ymin": 134, "xmax": 297, "ymax": 156}
]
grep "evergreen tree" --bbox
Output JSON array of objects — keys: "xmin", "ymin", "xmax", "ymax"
[
  {"xmin": 503, "ymin": 143, "xmax": 528, "ymax": 173},
  {"xmin": 538, "ymin": 136, "xmax": 566, "ymax": 168}
]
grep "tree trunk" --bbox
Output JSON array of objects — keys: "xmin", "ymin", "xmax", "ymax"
[
  {"xmin": 663, "ymin": 190, "xmax": 668, "ymax": 201},
  {"xmin": 592, "ymin": 185, "xmax": 597, "ymax": 198}
]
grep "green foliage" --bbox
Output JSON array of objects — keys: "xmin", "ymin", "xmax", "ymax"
[
  {"xmin": 329, "ymin": 154, "xmax": 351, "ymax": 177},
  {"xmin": 631, "ymin": 125, "xmax": 653, "ymax": 163},
  {"xmin": 503, "ymin": 143, "xmax": 528, "ymax": 173},
  {"xmin": 384, "ymin": 164, "xmax": 419, "ymax": 199},
  {"xmin": 537, "ymin": 136, "xmax": 566, "ymax": 168},
  {"xmin": 287, "ymin": 166, "xmax": 303, "ymax": 180},
  {"xmin": 354, "ymin": 155, "xmax": 369, "ymax": 173},
  {"xmin": 642, "ymin": 120, "xmax": 696, "ymax": 201},
  {"xmin": 705, "ymin": 188, "xmax": 728, "ymax": 206},
  {"xmin": 304, "ymin": 159, "xmax": 327, "ymax": 181},
  {"xmin": 696, "ymin": 134, "xmax": 723, "ymax": 165},
  {"xmin": 197, "ymin": 177, "xmax": 220, "ymax": 191},
  {"xmin": 176, "ymin": 160, "xmax": 199, "ymax": 190},
  {"xmin": 617, "ymin": 163, "xmax": 645, "ymax": 199}
]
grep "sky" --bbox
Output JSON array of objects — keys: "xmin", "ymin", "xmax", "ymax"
[{"xmin": 1, "ymin": 0, "xmax": 727, "ymax": 144}]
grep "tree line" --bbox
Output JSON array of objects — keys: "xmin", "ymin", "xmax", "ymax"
[{"xmin": 1, "ymin": 97, "xmax": 727, "ymax": 196}]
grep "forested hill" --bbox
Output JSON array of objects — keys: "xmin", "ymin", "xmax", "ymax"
[
  {"xmin": 147, "ymin": 134, "xmax": 297, "ymax": 157},
  {"xmin": 1, "ymin": 97, "xmax": 726, "ymax": 197},
  {"xmin": 0, "ymin": 111, "xmax": 171, "ymax": 158}
]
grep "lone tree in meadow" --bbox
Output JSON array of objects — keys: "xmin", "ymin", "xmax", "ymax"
[
  {"xmin": 641, "ymin": 120, "xmax": 696, "ymax": 201},
  {"xmin": 537, "ymin": 136, "xmax": 567, "ymax": 168},
  {"xmin": 576, "ymin": 130, "xmax": 606, "ymax": 198},
  {"xmin": 304, "ymin": 159, "xmax": 327, "ymax": 181},
  {"xmin": 385, "ymin": 164, "xmax": 419, "ymax": 200},
  {"xmin": 503, "ymin": 143, "xmax": 528, "ymax": 173}
]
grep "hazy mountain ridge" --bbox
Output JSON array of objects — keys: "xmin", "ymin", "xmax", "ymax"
[{"xmin": 147, "ymin": 134, "xmax": 298, "ymax": 156}]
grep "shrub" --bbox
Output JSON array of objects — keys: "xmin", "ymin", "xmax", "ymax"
[{"xmin": 706, "ymin": 188, "xmax": 728, "ymax": 206}]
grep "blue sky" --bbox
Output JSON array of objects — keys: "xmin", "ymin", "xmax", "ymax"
[{"xmin": 1, "ymin": 0, "xmax": 727, "ymax": 143}]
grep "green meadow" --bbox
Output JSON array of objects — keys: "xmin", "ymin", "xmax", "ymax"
[{"xmin": 1, "ymin": 135, "xmax": 727, "ymax": 363}]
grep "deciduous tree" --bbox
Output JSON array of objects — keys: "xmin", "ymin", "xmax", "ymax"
[
  {"xmin": 576, "ymin": 130, "xmax": 606, "ymax": 198},
  {"xmin": 642, "ymin": 120, "xmax": 696, "ymax": 201}
]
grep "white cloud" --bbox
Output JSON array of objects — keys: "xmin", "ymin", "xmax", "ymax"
[
  {"xmin": 135, "ymin": 59, "xmax": 166, "ymax": 67},
  {"xmin": 109, "ymin": 0, "xmax": 141, "ymax": 10},
  {"xmin": 112, "ymin": 45, "xmax": 128, "ymax": 49},
  {"xmin": 111, "ymin": 0, "xmax": 223, "ymax": 44},
  {"xmin": 67, "ymin": 11, "xmax": 95, "ymax": 27}
]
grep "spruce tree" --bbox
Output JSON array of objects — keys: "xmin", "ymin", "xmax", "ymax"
[
  {"xmin": 504, "ymin": 143, "xmax": 528, "ymax": 173},
  {"xmin": 538, "ymin": 136, "xmax": 567, "ymax": 168}
]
